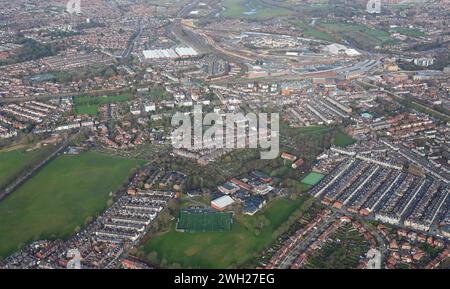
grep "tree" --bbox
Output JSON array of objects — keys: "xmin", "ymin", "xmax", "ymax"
[
  {"xmin": 167, "ymin": 199, "xmax": 178, "ymax": 216},
  {"xmin": 84, "ymin": 216, "xmax": 94, "ymax": 225},
  {"xmin": 146, "ymin": 251, "xmax": 159, "ymax": 264},
  {"xmin": 255, "ymin": 215, "xmax": 270, "ymax": 231},
  {"xmin": 161, "ymin": 258, "xmax": 168, "ymax": 267},
  {"xmin": 107, "ymin": 199, "xmax": 114, "ymax": 207}
]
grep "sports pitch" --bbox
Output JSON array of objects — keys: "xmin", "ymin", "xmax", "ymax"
[
  {"xmin": 176, "ymin": 210, "xmax": 233, "ymax": 232},
  {"xmin": 141, "ymin": 197, "xmax": 314, "ymax": 268},
  {"xmin": 301, "ymin": 172, "xmax": 325, "ymax": 186}
]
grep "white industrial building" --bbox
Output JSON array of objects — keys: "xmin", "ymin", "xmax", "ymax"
[
  {"xmin": 211, "ymin": 195, "xmax": 235, "ymax": 211},
  {"xmin": 142, "ymin": 46, "xmax": 198, "ymax": 60},
  {"xmin": 323, "ymin": 44, "xmax": 361, "ymax": 57}
]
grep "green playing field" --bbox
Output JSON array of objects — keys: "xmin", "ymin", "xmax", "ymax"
[{"xmin": 301, "ymin": 172, "xmax": 325, "ymax": 186}]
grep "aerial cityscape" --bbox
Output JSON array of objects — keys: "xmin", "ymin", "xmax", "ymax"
[{"xmin": 0, "ymin": 0, "xmax": 449, "ymax": 272}]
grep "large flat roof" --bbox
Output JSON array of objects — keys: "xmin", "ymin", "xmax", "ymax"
[{"xmin": 211, "ymin": 195, "xmax": 235, "ymax": 208}]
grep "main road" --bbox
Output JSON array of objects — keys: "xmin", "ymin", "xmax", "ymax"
[{"xmin": 121, "ymin": 18, "xmax": 143, "ymax": 60}]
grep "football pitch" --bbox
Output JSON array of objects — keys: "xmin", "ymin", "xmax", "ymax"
[
  {"xmin": 301, "ymin": 172, "xmax": 325, "ymax": 186},
  {"xmin": 176, "ymin": 210, "xmax": 233, "ymax": 232}
]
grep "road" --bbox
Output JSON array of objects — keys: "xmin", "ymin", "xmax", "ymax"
[
  {"xmin": 277, "ymin": 212, "xmax": 338, "ymax": 268},
  {"xmin": 177, "ymin": 0, "xmax": 201, "ymax": 18},
  {"xmin": 121, "ymin": 19, "xmax": 143, "ymax": 59},
  {"xmin": 344, "ymin": 208, "xmax": 389, "ymax": 265}
]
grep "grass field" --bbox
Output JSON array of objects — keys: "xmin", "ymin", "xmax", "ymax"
[
  {"xmin": 140, "ymin": 196, "xmax": 314, "ymax": 268},
  {"xmin": 302, "ymin": 29, "xmax": 335, "ymax": 42},
  {"xmin": 222, "ymin": 0, "xmax": 252, "ymax": 17},
  {"xmin": 332, "ymin": 131, "xmax": 356, "ymax": 147},
  {"xmin": 294, "ymin": 20, "xmax": 336, "ymax": 42},
  {"xmin": 320, "ymin": 21, "xmax": 391, "ymax": 41},
  {"xmin": 74, "ymin": 92, "xmax": 132, "ymax": 115},
  {"xmin": 394, "ymin": 27, "xmax": 425, "ymax": 38},
  {"xmin": 297, "ymin": 125, "xmax": 333, "ymax": 135},
  {"xmin": 74, "ymin": 105, "xmax": 99, "ymax": 115},
  {"xmin": 301, "ymin": 172, "xmax": 325, "ymax": 186},
  {"xmin": 0, "ymin": 151, "xmax": 143, "ymax": 258},
  {"xmin": 0, "ymin": 147, "xmax": 51, "ymax": 189},
  {"xmin": 321, "ymin": 22, "xmax": 390, "ymax": 38},
  {"xmin": 176, "ymin": 210, "xmax": 233, "ymax": 232},
  {"xmin": 145, "ymin": 87, "xmax": 173, "ymax": 101},
  {"xmin": 388, "ymin": 3, "xmax": 414, "ymax": 10},
  {"xmin": 315, "ymin": 21, "xmax": 392, "ymax": 49},
  {"xmin": 281, "ymin": 122, "xmax": 333, "ymax": 136}
]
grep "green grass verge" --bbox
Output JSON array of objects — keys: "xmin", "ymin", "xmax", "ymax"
[{"xmin": 0, "ymin": 151, "xmax": 144, "ymax": 258}]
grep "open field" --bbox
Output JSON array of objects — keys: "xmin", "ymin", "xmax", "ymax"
[
  {"xmin": 0, "ymin": 147, "xmax": 52, "ymax": 189},
  {"xmin": 176, "ymin": 209, "xmax": 233, "ymax": 232},
  {"xmin": 332, "ymin": 131, "xmax": 356, "ymax": 147},
  {"xmin": 223, "ymin": 0, "xmax": 255, "ymax": 17},
  {"xmin": 74, "ymin": 92, "xmax": 132, "ymax": 115},
  {"xmin": 394, "ymin": 27, "xmax": 425, "ymax": 38},
  {"xmin": 145, "ymin": 87, "xmax": 173, "ymax": 101},
  {"xmin": 140, "ymin": 196, "xmax": 314, "ymax": 268},
  {"xmin": 222, "ymin": 0, "xmax": 292, "ymax": 18},
  {"xmin": 294, "ymin": 20, "xmax": 335, "ymax": 42},
  {"xmin": 294, "ymin": 21, "xmax": 392, "ymax": 49},
  {"xmin": 296, "ymin": 125, "xmax": 333, "ymax": 135},
  {"xmin": 280, "ymin": 122, "xmax": 333, "ymax": 136},
  {"xmin": 301, "ymin": 172, "xmax": 325, "ymax": 186},
  {"xmin": 145, "ymin": 198, "xmax": 302, "ymax": 268},
  {"xmin": 143, "ymin": 0, "xmax": 190, "ymax": 5},
  {"xmin": 293, "ymin": 18, "xmax": 393, "ymax": 46},
  {"xmin": 302, "ymin": 29, "xmax": 335, "ymax": 42},
  {"xmin": 74, "ymin": 105, "xmax": 99, "ymax": 115},
  {"xmin": 320, "ymin": 21, "xmax": 391, "ymax": 43},
  {"xmin": 0, "ymin": 151, "xmax": 144, "ymax": 258},
  {"xmin": 389, "ymin": 3, "xmax": 415, "ymax": 10}
]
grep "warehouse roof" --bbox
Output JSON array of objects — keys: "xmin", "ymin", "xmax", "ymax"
[{"xmin": 211, "ymin": 195, "xmax": 235, "ymax": 209}]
